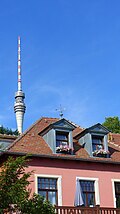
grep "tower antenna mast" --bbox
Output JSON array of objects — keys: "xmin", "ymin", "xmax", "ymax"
[
  {"xmin": 18, "ymin": 36, "xmax": 22, "ymax": 91},
  {"xmin": 14, "ymin": 36, "xmax": 26, "ymax": 134}
]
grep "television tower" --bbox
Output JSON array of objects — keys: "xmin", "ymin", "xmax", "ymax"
[{"xmin": 14, "ymin": 36, "xmax": 26, "ymax": 134}]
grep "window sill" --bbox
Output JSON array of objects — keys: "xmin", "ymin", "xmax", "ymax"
[{"xmin": 56, "ymin": 150, "xmax": 72, "ymax": 155}]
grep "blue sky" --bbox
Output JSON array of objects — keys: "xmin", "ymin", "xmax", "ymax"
[{"xmin": 0, "ymin": 0, "xmax": 120, "ymax": 131}]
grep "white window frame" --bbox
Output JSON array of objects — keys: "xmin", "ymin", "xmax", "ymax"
[
  {"xmin": 111, "ymin": 179, "xmax": 120, "ymax": 208},
  {"xmin": 35, "ymin": 174, "xmax": 62, "ymax": 206},
  {"xmin": 76, "ymin": 176, "xmax": 100, "ymax": 206}
]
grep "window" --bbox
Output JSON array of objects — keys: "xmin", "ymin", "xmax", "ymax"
[
  {"xmin": 56, "ymin": 131, "xmax": 72, "ymax": 153},
  {"xmin": 80, "ymin": 180, "xmax": 95, "ymax": 207},
  {"xmin": 56, "ymin": 131, "xmax": 69, "ymax": 147},
  {"xmin": 115, "ymin": 182, "xmax": 120, "ymax": 208},
  {"xmin": 92, "ymin": 135, "xmax": 104, "ymax": 151},
  {"xmin": 37, "ymin": 177, "xmax": 58, "ymax": 205}
]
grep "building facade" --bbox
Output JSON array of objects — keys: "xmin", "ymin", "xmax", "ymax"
[{"xmin": 6, "ymin": 117, "xmax": 120, "ymax": 208}]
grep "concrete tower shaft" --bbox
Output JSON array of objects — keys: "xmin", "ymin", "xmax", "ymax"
[{"xmin": 14, "ymin": 37, "xmax": 26, "ymax": 134}]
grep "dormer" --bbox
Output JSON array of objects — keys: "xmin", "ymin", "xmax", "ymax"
[
  {"xmin": 75, "ymin": 123, "xmax": 110, "ymax": 158},
  {"xmin": 40, "ymin": 118, "xmax": 76, "ymax": 154}
]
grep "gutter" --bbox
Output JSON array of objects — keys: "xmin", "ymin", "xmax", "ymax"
[{"xmin": 4, "ymin": 151, "xmax": 120, "ymax": 165}]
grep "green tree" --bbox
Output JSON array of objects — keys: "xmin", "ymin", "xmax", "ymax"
[
  {"xmin": 0, "ymin": 125, "xmax": 19, "ymax": 136},
  {"xmin": 102, "ymin": 116, "xmax": 120, "ymax": 133},
  {"xmin": 20, "ymin": 194, "xmax": 55, "ymax": 214},
  {"xmin": 0, "ymin": 156, "xmax": 55, "ymax": 214},
  {"xmin": 0, "ymin": 156, "xmax": 31, "ymax": 213}
]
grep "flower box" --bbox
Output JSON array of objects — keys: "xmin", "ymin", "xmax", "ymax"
[
  {"xmin": 93, "ymin": 149, "xmax": 109, "ymax": 158},
  {"xmin": 56, "ymin": 145, "xmax": 73, "ymax": 154}
]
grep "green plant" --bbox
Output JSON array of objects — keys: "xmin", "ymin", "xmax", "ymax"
[
  {"xmin": 20, "ymin": 194, "xmax": 55, "ymax": 214},
  {"xmin": 0, "ymin": 156, "xmax": 55, "ymax": 214},
  {"xmin": 102, "ymin": 117, "xmax": 120, "ymax": 134},
  {"xmin": 0, "ymin": 125, "xmax": 19, "ymax": 136}
]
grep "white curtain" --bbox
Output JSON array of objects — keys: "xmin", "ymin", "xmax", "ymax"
[{"xmin": 74, "ymin": 178, "xmax": 84, "ymax": 206}]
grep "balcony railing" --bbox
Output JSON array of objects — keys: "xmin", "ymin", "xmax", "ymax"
[
  {"xmin": 55, "ymin": 206, "xmax": 120, "ymax": 214},
  {"xmin": 3, "ymin": 206, "xmax": 120, "ymax": 214}
]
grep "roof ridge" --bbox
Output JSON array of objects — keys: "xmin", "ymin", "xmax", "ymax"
[
  {"xmin": 66, "ymin": 119, "xmax": 83, "ymax": 128},
  {"xmin": 42, "ymin": 116, "xmax": 60, "ymax": 120}
]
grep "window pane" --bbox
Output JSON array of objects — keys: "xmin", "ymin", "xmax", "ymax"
[
  {"xmin": 80, "ymin": 180, "xmax": 95, "ymax": 207},
  {"xmin": 92, "ymin": 138, "xmax": 102, "ymax": 144},
  {"xmin": 56, "ymin": 134, "xmax": 68, "ymax": 140},
  {"xmin": 49, "ymin": 178, "xmax": 57, "ymax": 189},
  {"xmin": 37, "ymin": 177, "xmax": 58, "ymax": 205},
  {"xmin": 92, "ymin": 144, "xmax": 97, "ymax": 151},
  {"xmin": 48, "ymin": 191, "xmax": 57, "ymax": 205},
  {"xmin": 38, "ymin": 178, "xmax": 57, "ymax": 189},
  {"xmin": 116, "ymin": 196, "xmax": 120, "ymax": 208},
  {"xmin": 92, "ymin": 136, "xmax": 104, "ymax": 152},
  {"xmin": 56, "ymin": 132, "xmax": 69, "ymax": 152},
  {"xmin": 61, "ymin": 142, "xmax": 67, "ymax": 146},
  {"xmin": 56, "ymin": 140, "xmax": 60, "ymax": 147},
  {"xmin": 38, "ymin": 191, "xmax": 46, "ymax": 199},
  {"xmin": 90, "ymin": 181, "xmax": 94, "ymax": 191},
  {"xmin": 56, "ymin": 140, "xmax": 68, "ymax": 147},
  {"xmin": 115, "ymin": 182, "xmax": 120, "ymax": 208},
  {"xmin": 80, "ymin": 181, "xmax": 94, "ymax": 192},
  {"xmin": 115, "ymin": 182, "xmax": 120, "ymax": 194},
  {"xmin": 82, "ymin": 193, "xmax": 86, "ymax": 206},
  {"xmin": 88, "ymin": 193, "xmax": 94, "ymax": 207}
]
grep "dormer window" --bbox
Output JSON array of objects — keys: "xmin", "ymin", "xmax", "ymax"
[
  {"xmin": 41, "ymin": 118, "xmax": 75, "ymax": 155},
  {"xmin": 56, "ymin": 131, "xmax": 72, "ymax": 154},
  {"xmin": 76, "ymin": 123, "xmax": 110, "ymax": 158},
  {"xmin": 92, "ymin": 135, "xmax": 104, "ymax": 152},
  {"xmin": 56, "ymin": 131, "xmax": 69, "ymax": 147},
  {"xmin": 92, "ymin": 135, "xmax": 109, "ymax": 157}
]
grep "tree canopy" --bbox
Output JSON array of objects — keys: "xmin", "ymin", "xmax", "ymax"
[
  {"xmin": 102, "ymin": 116, "xmax": 120, "ymax": 134},
  {"xmin": 20, "ymin": 194, "xmax": 55, "ymax": 214},
  {"xmin": 0, "ymin": 125, "xmax": 19, "ymax": 136},
  {"xmin": 0, "ymin": 156, "xmax": 55, "ymax": 214}
]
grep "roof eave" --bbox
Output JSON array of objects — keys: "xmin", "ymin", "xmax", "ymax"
[{"xmin": 4, "ymin": 151, "xmax": 120, "ymax": 165}]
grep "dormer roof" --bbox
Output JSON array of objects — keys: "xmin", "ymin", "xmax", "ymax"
[
  {"xmin": 75, "ymin": 123, "xmax": 110, "ymax": 139},
  {"xmin": 39, "ymin": 118, "xmax": 77, "ymax": 136},
  {"xmin": 51, "ymin": 118, "xmax": 76, "ymax": 130}
]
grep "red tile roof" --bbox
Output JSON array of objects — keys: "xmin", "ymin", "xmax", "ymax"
[
  {"xmin": 72, "ymin": 126, "xmax": 84, "ymax": 137},
  {"xmin": 108, "ymin": 133, "xmax": 120, "ymax": 149},
  {"xmin": 8, "ymin": 117, "xmax": 120, "ymax": 163},
  {"xmin": 9, "ymin": 117, "xmax": 59, "ymax": 155}
]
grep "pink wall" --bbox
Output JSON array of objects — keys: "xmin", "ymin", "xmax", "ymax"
[{"xmin": 26, "ymin": 157, "xmax": 120, "ymax": 207}]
